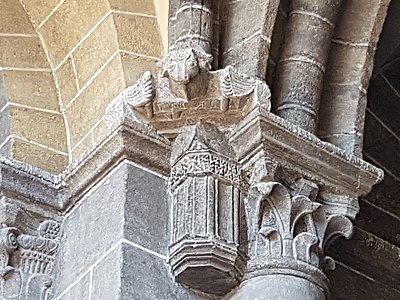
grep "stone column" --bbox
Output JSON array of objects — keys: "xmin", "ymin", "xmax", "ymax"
[
  {"xmin": 169, "ymin": 0, "xmax": 220, "ymax": 67},
  {"xmin": 230, "ymin": 177, "xmax": 351, "ymax": 300},
  {"xmin": 168, "ymin": 123, "xmax": 245, "ymax": 296},
  {"xmin": 226, "ymin": 111, "xmax": 383, "ymax": 300},
  {"xmin": 274, "ymin": 0, "xmax": 343, "ymax": 133}
]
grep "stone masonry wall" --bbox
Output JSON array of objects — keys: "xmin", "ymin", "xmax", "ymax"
[
  {"xmin": 51, "ymin": 161, "xmax": 203, "ymax": 300},
  {"xmin": 0, "ymin": 0, "xmax": 167, "ymax": 172}
]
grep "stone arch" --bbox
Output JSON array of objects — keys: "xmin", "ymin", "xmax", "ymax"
[
  {"xmin": 1, "ymin": 0, "xmax": 168, "ymax": 172},
  {"xmin": 317, "ymin": 0, "xmax": 391, "ymax": 155},
  {"xmin": 0, "ymin": 0, "xmax": 68, "ymax": 173}
]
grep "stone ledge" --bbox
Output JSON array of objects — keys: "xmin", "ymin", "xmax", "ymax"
[
  {"xmin": 229, "ymin": 109, "xmax": 384, "ymax": 197},
  {"xmin": 0, "ymin": 121, "xmax": 171, "ymax": 212}
]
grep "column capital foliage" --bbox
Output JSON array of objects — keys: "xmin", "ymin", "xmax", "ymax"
[{"xmin": 0, "ymin": 220, "xmax": 61, "ymax": 300}]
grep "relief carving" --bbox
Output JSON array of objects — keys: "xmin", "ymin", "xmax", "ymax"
[
  {"xmin": 245, "ymin": 160, "xmax": 355, "ymax": 291},
  {"xmin": 106, "ymin": 47, "xmax": 271, "ymax": 136},
  {"xmin": 0, "ymin": 220, "xmax": 61, "ymax": 300},
  {"xmin": 168, "ymin": 123, "xmax": 245, "ymax": 296}
]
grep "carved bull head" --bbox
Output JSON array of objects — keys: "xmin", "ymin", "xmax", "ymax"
[{"xmin": 157, "ymin": 48, "xmax": 213, "ymax": 84}]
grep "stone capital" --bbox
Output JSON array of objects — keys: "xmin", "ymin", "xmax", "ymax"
[{"xmin": 0, "ymin": 220, "xmax": 61, "ymax": 300}]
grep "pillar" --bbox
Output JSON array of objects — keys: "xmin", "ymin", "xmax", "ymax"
[{"xmin": 274, "ymin": 0, "xmax": 343, "ymax": 132}]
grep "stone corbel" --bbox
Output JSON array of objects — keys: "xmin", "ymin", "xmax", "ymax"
[
  {"xmin": 105, "ymin": 47, "xmax": 271, "ymax": 137},
  {"xmin": 168, "ymin": 123, "xmax": 245, "ymax": 296},
  {"xmin": 0, "ymin": 220, "xmax": 61, "ymax": 300}
]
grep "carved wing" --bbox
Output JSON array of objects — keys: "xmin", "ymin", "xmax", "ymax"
[
  {"xmin": 220, "ymin": 66, "xmax": 256, "ymax": 98},
  {"xmin": 120, "ymin": 71, "xmax": 154, "ymax": 108}
]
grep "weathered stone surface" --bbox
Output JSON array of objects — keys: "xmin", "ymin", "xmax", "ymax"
[
  {"xmin": 168, "ymin": 124, "xmax": 245, "ymax": 296},
  {"xmin": 73, "ymin": 14, "xmax": 119, "ymax": 87},
  {"xmin": 0, "ymin": 220, "xmax": 62, "ymax": 300},
  {"xmin": 2, "ymin": 70, "xmax": 59, "ymax": 111},
  {"xmin": 38, "ymin": 0, "xmax": 110, "ymax": 66},
  {"xmin": 121, "ymin": 243, "xmax": 201, "ymax": 300},
  {"xmin": 0, "ymin": 0, "xmax": 36, "ymax": 34},
  {"xmin": 229, "ymin": 275, "xmax": 326, "ymax": 300},
  {"xmin": 328, "ymin": 263, "xmax": 400, "ymax": 300},
  {"xmin": 108, "ymin": 48, "xmax": 271, "ymax": 136},
  {"xmin": 51, "ymin": 164, "xmax": 127, "ymax": 296},
  {"xmin": 57, "ymin": 273, "xmax": 90, "ymax": 300},
  {"xmin": 356, "ymin": 199, "xmax": 400, "ymax": 247},
  {"xmin": 13, "ymin": 138, "xmax": 68, "ymax": 174},
  {"xmin": 124, "ymin": 164, "xmax": 169, "ymax": 254},
  {"xmin": 91, "ymin": 245, "xmax": 122, "ymax": 300},
  {"xmin": 0, "ymin": 36, "xmax": 48, "ymax": 69},
  {"xmin": 274, "ymin": 0, "xmax": 343, "ymax": 133}
]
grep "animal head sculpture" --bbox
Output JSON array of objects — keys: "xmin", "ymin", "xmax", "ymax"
[{"xmin": 157, "ymin": 48, "xmax": 213, "ymax": 84}]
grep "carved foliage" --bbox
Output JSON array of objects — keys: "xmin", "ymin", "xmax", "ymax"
[
  {"xmin": 247, "ymin": 168, "xmax": 354, "ymax": 272},
  {"xmin": 0, "ymin": 220, "xmax": 61, "ymax": 300}
]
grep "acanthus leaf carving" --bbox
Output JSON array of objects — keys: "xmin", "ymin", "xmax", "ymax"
[
  {"xmin": 0, "ymin": 219, "xmax": 61, "ymax": 300},
  {"xmin": 246, "ymin": 164, "xmax": 355, "ymax": 281}
]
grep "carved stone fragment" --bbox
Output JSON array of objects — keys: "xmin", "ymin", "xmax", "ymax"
[
  {"xmin": 243, "ymin": 172, "xmax": 354, "ymax": 297},
  {"xmin": 168, "ymin": 123, "xmax": 245, "ymax": 296},
  {"xmin": 0, "ymin": 220, "xmax": 61, "ymax": 300},
  {"xmin": 106, "ymin": 47, "xmax": 271, "ymax": 137}
]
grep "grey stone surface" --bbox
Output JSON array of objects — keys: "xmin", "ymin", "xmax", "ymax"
[
  {"xmin": 52, "ymin": 162, "xmax": 172, "ymax": 297},
  {"xmin": 229, "ymin": 275, "xmax": 326, "ymax": 300},
  {"xmin": 1, "ymin": 1, "xmax": 399, "ymax": 300},
  {"xmin": 52, "ymin": 164, "xmax": 127, "ymax": 297},
  {"xmin": 92, "ymin": 245, "xmax": 122, "ymax": 300},
  {"xmin": 328, "ymin": 264, "xmax": 400, "ymax": 300},
  {"xmin": 58, "ymin": 273, "xmax": 90, "ymax": 300},
  {"xmin": 120, "ymin": 242, "xmax": 203, "ymax": 300},
  {"xmin": 124, "ymin": 163, "xmax": 169, "ymax": 255}
]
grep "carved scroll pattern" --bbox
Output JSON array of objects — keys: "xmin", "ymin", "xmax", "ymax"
[
  {"xmin": 170, "ymin": 152, "xmax": 241, "ymax": 190},
  {"xmin": 0, "ymin": 220, "xmax": 61, "ymax": 300}
]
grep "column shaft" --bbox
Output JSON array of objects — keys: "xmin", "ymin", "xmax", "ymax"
[{"xmin": 274, "ymin": 0, "xmax": 343, "ymax": 132}]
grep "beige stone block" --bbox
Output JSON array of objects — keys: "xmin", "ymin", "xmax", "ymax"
[
  {"xmin": 39, "ymin": 0, "xmax": 110, "ymax": 66},
  {"xmin": 10, "ymin": 106, "xmax": 67, "ymax": 151},
  {"xmin": 12, "ymin": 137, "xmax": 68, "ymax": 173},
  {"xmin": 67, "ymin": 55, "xmax": 124, "ymax": 146},
  {"xmin": 71, "ymin": 132, "xmax": 94, "ymax": 163},
  {"xmin": 0, "ymin": 37, "xmax": 49, "ymax": 68},
  {"xmin": 109, "ymin": 0, "xmax": 156, "ymax": 15},
  {"xmin": 120, "ymin": 52, "xmax": 158, "ymax": 86},
  {"xmin": 2, "ymin": 70, "xmax": 59, "ymax": 110},
  {"xmin": 73, "ymin": 15, "xmax": 119, "ymax": 87},
  {"xmin": 0, "ymin": 0, "xmax": 35, "ymax": 34},
  {"xmin": 20, "ymin": 0, "xmax": 61, "ymax": 27},
  {"xmin": 113, "ymin": 13, "xmax": 163, "ymax": 58},
  {"xmin": 55, "ymin": 57, "xmax": 79, "ymax": 106},
  {"xmin": 92, "ymin": 119, "xmax": 108, "ymax": 146}
]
